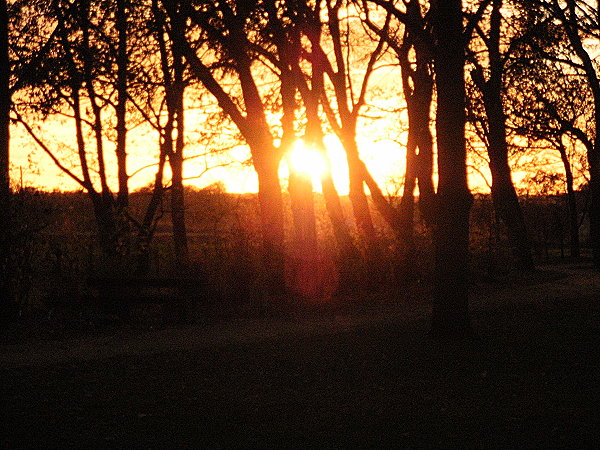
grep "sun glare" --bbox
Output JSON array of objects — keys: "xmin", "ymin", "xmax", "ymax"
[{"xmin": 288, "ymin": 140, "xmax": 328, "ymax": 180}]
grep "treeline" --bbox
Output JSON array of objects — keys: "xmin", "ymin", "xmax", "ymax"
[
  {"xmin": 1, "ymin": 0, "xmax": 598, "ymax": 336},
  {"xmin": 0, "ymin": 187, "xmax": 583, "ymax": 325}
]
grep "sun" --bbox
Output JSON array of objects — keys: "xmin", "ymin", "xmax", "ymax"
[{"xmin": 287, "ymin": 139, "xmax": 329, "ymax": 180}]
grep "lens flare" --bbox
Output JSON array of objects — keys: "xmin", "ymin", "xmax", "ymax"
[{"xmin": 288, "ymin": 140, "xmax": 328, "ymax": 179}]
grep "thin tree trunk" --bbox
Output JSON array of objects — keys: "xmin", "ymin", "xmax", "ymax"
[
  {"xmin": 393, "ymin": 7, "xmax": 436, "ymax": 278},
  {"xmin": 154, "ymin": 0, "xmax": 188, "ymax": 272},
  {"xmin": 430, "ymin": 0, "xmax": 473, "ymax": 338},
  {"xmin": 413, "ymin": 92, "xmax": 435, "ymax": 225},
  {"xmin": 320, "ymin": 163, "xmax": 359, "ymax": 261},
  {"xmin": 398, "ymin": 21, "xmax": 436, "ymax": 228},
  {"xmin": 115, "ymin": 0, "xmax": 129, "ymax": 208},
  {"xmin": 343, "ymin": 135, "xmax": 377, "ymax": 251},
  {"xmin": 556, "ymin": 140, "xmax": 579, "ymax": 257},
  {"xmin": 547, "ymin": 0, "xmax": 599, "ymax": 268},
  {"xmin": 589, "ymin": 142, "xmax": 600, "ymax": 267},
  {"xmin": 135, "ymin": 151, "xmax": 167, "ymax": 277}
]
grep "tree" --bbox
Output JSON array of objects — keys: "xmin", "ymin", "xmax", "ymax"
[
  {"xmin": 13, "ymin": 0, "xmax": 124, "ymax": 260},
  {"xmin": 12, "ymin": 0, "xmax": 169, "ymax": 278},
  {"xmin": 165, "ymin": 0, "xmax": 291, "ymax": 296},
  {"xmin": 316, "ymin": 0, "xmax": 394, "ymax": 253},
  {"xmin": 0, "ymin": 0, "xmax": 12, "ymax": 321},
  {"xmin": 0, "ymin": 0, "xmax": 7, "ymax": 201},
  {"xmin": 506, "ymin": 32, "xmax": 591, "ymax": 258},
  {"xmin": 430, "ymin": 0, "xmax": 473, "ymax": 337},
  {"xmin": 465, "ymin": 0, "xmax": 535, "ymax": 271},
  {"xmin": 150, "ymin": 0, "xmax": 189, "ymax": 270},
  {"xmin": 361, "ymin": 0, "xmax": 437, "ymax": 274},
  {"xmin": 291, "ymin": 3, "xmax": 360, "ymax": 264},
  {"xmin": 533, "ymin": 0, "xmax": 600, "ymax": 268}
]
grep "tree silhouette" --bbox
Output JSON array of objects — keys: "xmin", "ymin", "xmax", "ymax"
[
  {"xmin": 165, "ymin": 0, "xmax": 291, "ymax": 297},
  {"xmin": 430, "ymin": 0, "xmax": 473, "ymax": 337},
  {"xmin": 291, "ymin": 2, "xmax": 360, "ymax": 266},
  {"xmin": 362, "ymin": 0, "xmax": 437, "ymax": 275},
  {"xmin": 506, "ymin": 21, "xmax": 591, "ymax": 258},
  {"xmin": 466, "ymin": 0, "xmax": 535, "ymax": 271},
  {"xmin": 0, "ymin": 0, "xmax": 12, "ymax": 321},
  {"xmin": 530, "ymin": 0, "xmax": 600, "ymax": 268}
]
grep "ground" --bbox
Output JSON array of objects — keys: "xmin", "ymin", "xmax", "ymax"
[{"xmin": 1, "ymin": 261, "xmax": 599, "ymax": 447}]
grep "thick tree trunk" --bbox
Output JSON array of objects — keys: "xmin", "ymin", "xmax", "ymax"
[
  {"xmin": 487, "ymin": 139, "xmax": 534, "ymax": 270},
  {"xmin": 288, "ymin": 171, "xmax": 322, "ymax": 301},
  {"xmin": 430, "ymin": 0, "xmax": 473, "ymax": 338},
  {"xmin": 90, "ymin": 193, "xmax": 119, "ymax": 261},
  {"xmin": 0, "ymin": 0, "xmax": 14, "ymax": 322},
  {"xmin": 169, "ymin": 151, "xmax": 189, "ymax": 269},
  {"xmin": 256, "ymin": 158, "xmax": 286, "ymax": 297},
  {"xmin": 289, "ymin": 173, "xmax": 317, "ymax": 252},
  {"xmin": 169, "ymin": 75, "xmax": 189, "ymax": 271}
]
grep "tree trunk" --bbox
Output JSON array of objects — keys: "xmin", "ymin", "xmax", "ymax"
[
  {"xmin": 298, "ymin": 42, "xmax": 359, "ymax": 263},
  {"xmin": 413, "ymin": 95, "xmax": 436, "ymax": 225},
  {"xmin": 169, "ymin": 151, "xmax": 189, "ymax": 269},
  {"xmin": 0, "ymin": 0, "xmax": 7, "ymax": 201},
  {"xmin": 321, "ymin": 168, "xmax": 359, "ymax": 261},
  {"xmin": 287, "ymin": 170, "xmax": 321, "ymax": 301},
  {"xmin": 487, "ymin": 137, "xmax": 534, "ymax": 270},
  {"xmin": 556, "ymin": 140, "xmax": 579, "ymax": 257},
  {"xmin": 0, "ymin": 0, "xmax": 14, "ymax": 322},
  {"xmin": 398, "ymin": 30, "xmax": 436, "ymax": 228},
  {"xmin": 342, "ymin": 134, "xmax": 377, "ymax": 251},
  {"xmin": 90, "ymin": 193, "xmax": 119, "ymax": 261},
  {"xmin": 255, "ymin": 157, "xmax": 286, "ymax": 297},
  {"xmin": 589, "ymin": 142, "xmax": 600, "ymax": 268},
  {"xmin": 154, "ymin": 0, "xmax": 188, "ymax": 272},
  {"xmin": 289, "ymin": 173, "xmax": 317, "ymax": 252},
  {"xmin": 169, "ymin": 72, "xmax": 188, "ymax": 271},
  {"xmin": 484, "ymin": 0, "xmax": 534, "ymax": 272},
  {"xmin": 557, "ymin": 0, "xmax": 600, "ymax": 269},
  {"xmin": 394, "ymin": 15, "xmax": 435, "ymax": 278},
  {"xmin": 430, "ymin": 0, "xmax": 473, "ymax": 338},
  {"xmin": 115, "ymin": 0, "xmax": 129, "ymax": 209}
]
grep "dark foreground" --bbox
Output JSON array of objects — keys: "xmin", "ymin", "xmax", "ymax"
[{"xmin": 1, "ymin": 264, "xmax": 599, "ymax": 448}]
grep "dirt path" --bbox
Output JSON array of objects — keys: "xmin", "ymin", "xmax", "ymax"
[{"xmin": 1, "ymin": 263, "xmax": 599, "ymax": 447}]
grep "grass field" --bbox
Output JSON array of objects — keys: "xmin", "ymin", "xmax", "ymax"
[{"xmin": 2, "ymin": 260, "xmax": 598, "ymax": 447}]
